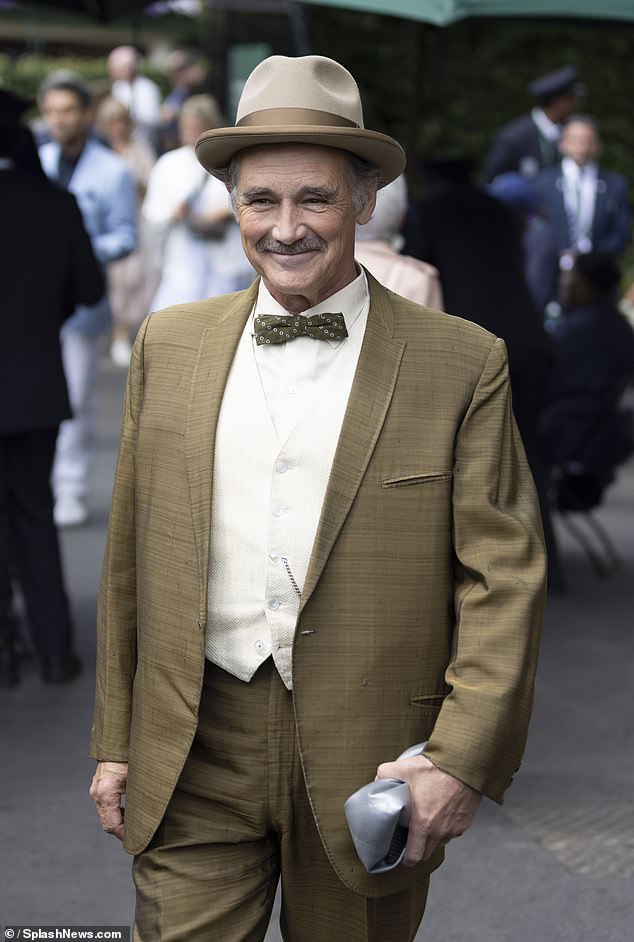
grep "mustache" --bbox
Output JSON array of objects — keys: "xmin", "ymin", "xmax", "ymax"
[{"xmin": 256, "ymin": 236, "xmax": 326, "ymax": 255}]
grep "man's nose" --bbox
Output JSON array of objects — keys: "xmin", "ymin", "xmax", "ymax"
[{"xmin": 271, "ymin": 202, "xmax": 306, "ymax": 244}]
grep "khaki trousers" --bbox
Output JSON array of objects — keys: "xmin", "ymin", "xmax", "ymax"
[{"xmin": 133, "ymin": 659, "xmax": 429, "ymax": 942}]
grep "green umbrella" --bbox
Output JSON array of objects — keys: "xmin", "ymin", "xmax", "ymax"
[{"xmin": 297, "ymin": 0, "xmax": 634, "ymax": 25}]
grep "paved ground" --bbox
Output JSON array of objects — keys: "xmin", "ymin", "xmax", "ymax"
[{"xmin": 1, "ymin": 358, "xmax": 633, "ymax": 940}]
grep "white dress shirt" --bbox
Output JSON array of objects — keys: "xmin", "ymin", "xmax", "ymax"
[
  {"xmin": 562, "ymin": 156, "xmax": 598, "ymax": 252},
  {"xmin": 252, "ymin": 270, "xmax": 369, "ymax": 442},
  {"xmin": 531, "ymin": 107, "xmax": 561, "ymax": 143}
]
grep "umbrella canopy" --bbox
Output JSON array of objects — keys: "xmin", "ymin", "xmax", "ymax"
[{"xmin": 297, "ymin": 0, "xmax": 634, "ymax": 26}]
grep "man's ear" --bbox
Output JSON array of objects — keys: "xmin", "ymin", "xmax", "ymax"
[{"xmin": 356, "ymin": 189, "xmax": 377, "ymax": 226}]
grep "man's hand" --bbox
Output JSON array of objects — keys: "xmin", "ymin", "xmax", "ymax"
[
  {"xmin": 376, "ymin": 754, "xmax": 481, "ymax": 866},
  {"xmin": 89, "ymin": 761, "xmax": 128, "ymax": 841}
]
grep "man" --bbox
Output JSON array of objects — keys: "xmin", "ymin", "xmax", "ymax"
[
  {"xmin": 540, "ymin": 252, "xmax": 634, "ymax": 497},
  {"xmin": 404, "ymin": 157, "xmax": 560, "ymax": 590},
  {"xmin": 90, "ymin": 56, "xmax": 546, "ymax": 941},
  {"xmin": 0, "ymin": 90, "xmax": 103, "ymax": 685},
  {"xmin": 107, "ymin": 45, "xmax": 161, "ymax": 150},
  {"xmin": 484, "ymin": 64, "xmax": 584, "ymax": 181},
  {"xmin": 39, "ymin": 72, "xmax": 136, "ymax": 527},
  {"xmin": 534, "ymin": 115, "xmax": 631, "ymax": 260}
]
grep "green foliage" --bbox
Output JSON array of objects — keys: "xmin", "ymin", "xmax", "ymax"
[
  {"xmin": 309, "ymin": 12, "xmax": 634, "ymax": 178},
  {"xmin": 308, "ymin": 10, "xmax": 634, "ymax": 281},
  {"xmin": 0, "ymin": 53, "xmax": 169, "ymax": 105},
  {"xmin": 3, "ymin": 8, "xmax": 634, "ymax": 281}
]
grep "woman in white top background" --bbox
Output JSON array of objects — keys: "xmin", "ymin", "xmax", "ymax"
[{"xmin": 142, "ymin": 94, "xmax": 253, "ymax": 313}]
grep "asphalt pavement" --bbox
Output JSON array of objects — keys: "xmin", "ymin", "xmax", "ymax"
[{"xmin": 1, "ymin": 358, "xmax": 633, "ymax": 940}]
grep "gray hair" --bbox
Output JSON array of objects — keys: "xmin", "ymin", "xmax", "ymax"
[
  {"xmin": 356, "ymin": 173, "xmax": 407, "ymax": 243},
  {"xmin": 222, "ymin": 149, "xmax": 383, "ymax": 216},
  {"xmin": 562, "ymin": 114, "xmax": 600, "ymax": 136}
]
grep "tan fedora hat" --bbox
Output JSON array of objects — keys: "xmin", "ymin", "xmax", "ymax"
[{"xmin": 195, "ymin": 55, "xmax": 406, "ymax": 187}]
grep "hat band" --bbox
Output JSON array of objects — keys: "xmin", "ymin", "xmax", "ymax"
[{"xmin": 236, "ymin": 107, "xmax": 360, "ymax": 130}]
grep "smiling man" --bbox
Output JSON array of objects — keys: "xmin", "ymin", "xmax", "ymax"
[{"xmin": 90, "ymin": 56, "xmax": 546, "ymax": 942}]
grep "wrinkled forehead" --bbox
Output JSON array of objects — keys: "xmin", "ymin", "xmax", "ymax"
[{"xmin": 235, "ymin": 142, "xmax": 348, "ymax": 181}]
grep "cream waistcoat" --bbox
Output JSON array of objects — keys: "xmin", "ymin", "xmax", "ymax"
[{"xmin": 206, "ymin": 281, "xmax": 368, "ymax": 689}]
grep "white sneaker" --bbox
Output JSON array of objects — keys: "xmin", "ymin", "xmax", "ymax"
[
  {"xmin": 54, "ymin": 496, "xmax": 88, "ymax": 528},
  {"xmin": 110, "ymin": 339, "xmax": 132, "ymax": 368}
]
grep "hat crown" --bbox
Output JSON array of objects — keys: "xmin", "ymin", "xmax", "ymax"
[{"xmin": 236, "ymin": 55, "xmax": 365, "ymax": 129}]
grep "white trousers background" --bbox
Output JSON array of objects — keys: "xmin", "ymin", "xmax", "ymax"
[{"xmin": 53, "ymin": 327, "xmax": 105, "ymax": 503}]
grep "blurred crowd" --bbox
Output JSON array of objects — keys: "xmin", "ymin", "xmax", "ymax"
[{"xmin": 1, "ymin": 53, "xmax": 633, "ymax": 687}]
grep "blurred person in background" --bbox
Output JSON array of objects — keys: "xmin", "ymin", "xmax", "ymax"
[
  {"xmin": 534, "ymin": 116, "xmax": 631, "ymax": 262},
  {"xmin": 142, "ymin": 94, "xmax": 252, "ymax": 310},
  {"xmin": 484, "ymin": 65, "xmax": 584, "ymax": 182},
  {"xmin": 38, "ymin": 72, "xmax": 136, "ymax": 528},
  {"xmin": 0, "ymin": 90, "xmax": 103, "ymax": 686},
  {"xmin": 96, "ymin": 96, "xmax": 157, "ymax": 367},
  {"xmin": 107, "ymin": 45, "xmax": 161, "ymax": 151},
  {"xmin": 487, "ymin": 171, "xmax": 560, "ymax": 320},
  {"xmin": 405, "ymin": 157, "xmax": 562, "ymax": 588},
  {"xmin": 159, "ymin": 48, "xmax": 207, "ymax": 153},
  {"xmin": 540, "ymin": 252, "xmax": 634, "ymax": 476},
  {"xmin": 354, "ymin": 174, "xmax": 442, "ymax": 308}
]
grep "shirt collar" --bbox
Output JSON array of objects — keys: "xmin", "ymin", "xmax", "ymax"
[
  {"xmin": 253, "ymin": 267, "xmax": 369, "ymax": 347},
  {"xmin": 531, "ymin": 107, "xmax": 561, "ymax": 142},
  {"xmin": 562, "ymin": 157, "xmax": 597, "ymax": 181}
]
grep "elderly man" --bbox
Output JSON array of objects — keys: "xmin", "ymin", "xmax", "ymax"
[
  {"xmin": 90, "ymin": 56, "xmax": 546, "ymax": 942},
  {"xmin": 107, "ymin": 45, "xmax": 161, "ymax": 149}
]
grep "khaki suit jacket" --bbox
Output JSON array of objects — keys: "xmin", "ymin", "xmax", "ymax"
[{"xmin": 91, "ymin": 273, "xmax": 546, "ymax": 897}]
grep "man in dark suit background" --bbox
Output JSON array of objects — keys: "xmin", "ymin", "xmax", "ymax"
[
  {"xmin": 534, "ymin": 116, "xmax": 631, "ymax": 261},
  {"xmin": 484, "ymin": 65, "xmax": 584, "ymax": 182},
  {"xmin": 404, "ymin": 157, "xmax": 562, "ymax": 588},
  {"xmin": 0, "ymin": 91, "xmax": 104, "ymax": 686}
]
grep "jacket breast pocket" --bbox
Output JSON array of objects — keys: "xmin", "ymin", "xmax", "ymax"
[{"xmin": 381, "ymin": 471, "xmax": 453, "ymax": 489}]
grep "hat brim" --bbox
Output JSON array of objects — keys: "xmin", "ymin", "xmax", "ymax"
[{"xmin": 195, "ymin": 125, "xmax": 406, "ymax": 188}]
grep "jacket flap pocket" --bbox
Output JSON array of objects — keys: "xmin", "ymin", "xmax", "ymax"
[
  {"xmin": 382, "ymin": 471, "xmax": 452, "ymax": 489},
  {"xmin": 411, "ymin": 694, "xmax": 447, "ymax": 710}
]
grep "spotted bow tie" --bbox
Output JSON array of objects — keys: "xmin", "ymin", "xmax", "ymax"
[{"xmin": 254, "ymin": 312, "xmax": 348, "ymax": 345}]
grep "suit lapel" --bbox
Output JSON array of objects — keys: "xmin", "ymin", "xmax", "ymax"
[
  {"xmin": 593, "ymin": 173, "xmax": 608, "ymax": 233},
  {"xmin": 300, "ymin": 276, "xmax": 406, "ymax": 611},
  {"xmin": 554, "ymin": 173, "xmax": 572, "ymax": 245},
  {"xmin": 185, "ymin": 283, "xmax": 258, "ymax": 613}
]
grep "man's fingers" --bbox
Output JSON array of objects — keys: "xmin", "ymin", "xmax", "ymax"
[
  {"xmin": 93, "ymin": 794, "xmax": 125, "ymax": 841},
  {"xmin": 90, "ymin": 763, "xmax": 128, "ymax": 841}
]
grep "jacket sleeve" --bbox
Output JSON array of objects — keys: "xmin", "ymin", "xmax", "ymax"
[
  {"xmin": 483, "ymin": 128, "xmax": 517, "ymax": 182},
  {"xmin": 599, "ymin": 174, "xmax": 631, "ymax": 255},
  {"xmin": 90, "ymin": 317, "xmax": 149, "ymax": 761},
  {"xmin": 65, "ymin": 191, "xmax": 104, "ymax": 315},
  {"xmin": 423, "ymin": 338, "xmax": 547, "ymax": 803},
  {"xmin": 91, "ymin": 163, "xmax": 137, "ymax": 265}
]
